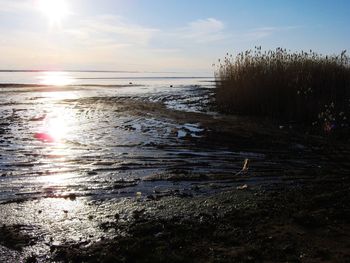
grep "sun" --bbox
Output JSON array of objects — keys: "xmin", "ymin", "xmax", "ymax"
[{"xmin": 37, "ymin": 0, "xmax": 69, "ymax": 26}]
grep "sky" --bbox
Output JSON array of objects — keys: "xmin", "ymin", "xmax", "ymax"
[{"xmin": 0, "ymin": 0, "xmax": 349, "ymax": 74}]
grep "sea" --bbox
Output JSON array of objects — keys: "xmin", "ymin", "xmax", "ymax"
[{"xmin": 0, "ymin": 70, "xmax": 214, "ymax": 86}]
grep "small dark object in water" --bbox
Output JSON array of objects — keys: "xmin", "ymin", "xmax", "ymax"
[
  {"xmin": 129, "ymin": 82, "xmax": 133, "ymax": 85},
  {"xmin": 63, "ymin": 210, "xmax": 68, "ymax": 214},
  {"xmin": 114, "ymin": 213, "xmax": 120, "ymax": 221},
  {"xmin": 38, "ymin": 210, "xmax": 42, "ymax": 214},
  {"xmin": 170, "ymin": 85, "xmax": 173, "ymax": 87},
  {"xmin": 68, "ymin": 193, "xmax": 76, "ymax": 201}
]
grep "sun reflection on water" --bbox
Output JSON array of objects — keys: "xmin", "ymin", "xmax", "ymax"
[
  {"xmin": 38, "ymin": 71, "xmax": 75, "ymax": 86},
  {"xmin": 35, "ymin": 114, "xmax": 70, "ymax": 143},
  {"xmin": 34, "ymin": 98, "xmax": 80, "ymax": 187},
  {"xmin": 35, "ymin": 104, "xmax": 77, "ymax": 143},
  {"xmin": 38, "ymin": 172, "xmax": 74, "ymax": 185},
  {"xmin": 46, "ymin": 114, "xmax": 69, "ymax": 141}
]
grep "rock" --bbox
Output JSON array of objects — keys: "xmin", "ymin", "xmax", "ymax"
[
  {"xmin": 67, "ymin": 193, "xmax": 76, "ymax": 201},
  {"xmin": 236, "ymin": 184, "xmax": 248, "ymax": 190},
  {"xmin": 114, "ymin": 213, "xmax": 120, "ymax": 221},
  {"xmin": 242, "ymin": 159, "xmax": 249, "ymax": 171}
]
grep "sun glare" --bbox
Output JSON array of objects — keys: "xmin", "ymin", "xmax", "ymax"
[
  {"xmin": 38, "ymin": 71, "xmax": 75, "ymax": 86},
  {"xmin": 47, "ymin": 116, "xmax": 68, "ymax": 141},
  {"xmin": 35, "ymin": 106, "xmax": 75, "ymax": 143},
  {"xmin": 37, "ymin": 0, "xmax": 69, "ymax": 26}
]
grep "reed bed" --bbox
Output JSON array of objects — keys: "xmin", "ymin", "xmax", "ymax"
[{"xmin": 214, "ymin": 47, "xmax": 350, "ymax": 132}]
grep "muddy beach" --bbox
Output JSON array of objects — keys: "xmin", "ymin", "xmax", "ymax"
[{"xmin": 0, "ymin": 83, "xmax": 349, "ymax": 262}]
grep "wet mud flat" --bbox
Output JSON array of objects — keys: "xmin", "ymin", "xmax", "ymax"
[{"xmin": 0, "ymin": 84, "xmax": 350, "ymax": 262}]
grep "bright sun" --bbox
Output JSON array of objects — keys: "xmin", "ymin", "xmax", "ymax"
[{"xmin": 37, "ymin": 0, "xmax": 69, "ymax": 26}]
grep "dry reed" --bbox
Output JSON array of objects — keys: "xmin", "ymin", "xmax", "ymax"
[{"xmin": 214, "ymin": 47, "xmax": 350, "ymax": 131}]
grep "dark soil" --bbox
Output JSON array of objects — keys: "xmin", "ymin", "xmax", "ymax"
[
  {"xmin": 49, "ymin": 173, "xmax": 350, "ymax": 263},
  {"xmin": 0, "ymin": 225, "xmax": 39, "ymax": 251}
]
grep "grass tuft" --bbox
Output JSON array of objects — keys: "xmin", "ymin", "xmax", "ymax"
[{"xmin": 214, "ymin": 47, "xmax": 350, "ymax": 133}]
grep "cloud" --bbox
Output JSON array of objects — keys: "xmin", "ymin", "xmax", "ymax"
[
  {"xmin": 242, "ymin": 26, "xmax": 299, "ymax": 41},
  {"xmin": 65, "ymin": 15, "xmax": 159, "ymax": 47},
  {"xmin": 174, "ymin": 18, "xmax": 226, "ymax": 43},
  {"xmin": 188, "ymin": 18, "xmax": 224, "ymax": 33},
  {"xmin": 244, "ymin": 27, "xmax": 278, "ymax": 39}
]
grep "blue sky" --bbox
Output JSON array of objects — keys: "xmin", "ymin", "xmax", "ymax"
[{"xmin": 0, "ymin": 0, "xmax": 349, "ymax": 74}]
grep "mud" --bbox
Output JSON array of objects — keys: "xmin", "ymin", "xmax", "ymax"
[
  {"xmin": 0, "ymin": 83, "xmax": 349, "ymax": 262},
  {"xmin": 50, "ymin": 177, "xmax": 350, "ymax": 263}
]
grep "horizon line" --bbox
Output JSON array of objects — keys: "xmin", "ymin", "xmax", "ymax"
[{"xmin": 0, "ymin": 69, "xmax": 193, "ymax": 74}]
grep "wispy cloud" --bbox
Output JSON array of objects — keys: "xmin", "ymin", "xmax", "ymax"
[
  {"xmin": 63, "ymin": 15, "xmax": 159, "ymax": 48},
  {"xmin": 244, "ymin": 27, "xmax": 278, "ymax": 40},
  {"xmin": 174, "ymin": 18, "xmax": 227, "ymax": 43},
  {"xmin": 155, "ymin": 18, "xmax": 297, "ymax": 48},
  {"xmin": 242, "ymin": 26, "xmax": 299, "ymax": 41}
]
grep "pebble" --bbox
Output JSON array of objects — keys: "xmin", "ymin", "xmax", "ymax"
[{"xmin": 236, "ymin": 184, "xmax": 248, "ymax": 190}]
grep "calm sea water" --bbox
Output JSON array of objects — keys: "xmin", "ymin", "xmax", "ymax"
[
  {"xmin": 0, "ymin": 71, "xmax": 214, "ymax": 86},
  {"xmin": 0, "ymin": 69, "xmax": 223, "ymax": 204}
]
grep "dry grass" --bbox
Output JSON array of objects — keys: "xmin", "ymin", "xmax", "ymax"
[{"xmin": 214, "ymin": 47, "xmax": 350, "ymax": 132}]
